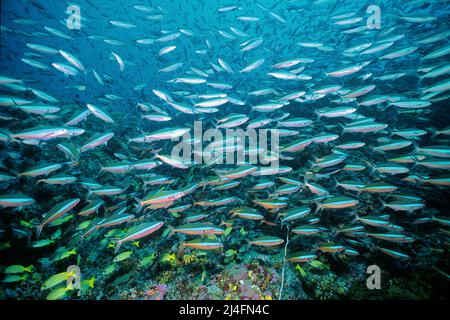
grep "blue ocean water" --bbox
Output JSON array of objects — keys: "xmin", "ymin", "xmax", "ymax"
[{"xmin": 0, "ymin": 0, "xmax": 449, "ymax": 300}]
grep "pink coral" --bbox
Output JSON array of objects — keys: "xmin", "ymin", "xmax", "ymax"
[{"xmin": 144, "ymin": 284, "xmax": 168, "ymax": 300}]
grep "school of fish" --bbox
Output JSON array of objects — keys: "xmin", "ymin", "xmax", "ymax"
[{"xmin": 0, "ymin": 0, "xmax": 449, "ymax": 299}]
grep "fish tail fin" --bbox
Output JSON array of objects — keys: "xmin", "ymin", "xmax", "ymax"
[
  {"xmin": 314, "ymin": 111, "xmax": 322, "ymax": 120},
  {"xmin": 150, "ymin": 148, "xmax": 162, "ymax": 159},
  {"xmin": 166, "ymin": 226, "xmax": 176, "ymax": 239},
  {"xmin": 369, "ymin": 145, "xmax": 378, "ymax": 158},
  {"xmin": 134, "ymin": 197, "xmax": 143, "ymax": 213},
  {"xmin": 428, "ymin": 126, "xmax": 438, "ymax": 138},
  {"xmin": 9, "ymin": 137, "xmax": 22, "ymax": 145},
  {"xmin": 71, "ymin": 159, "xmax": 80, "ymax": 166},
  {"xmin": 332, "ymin": 177, "xmax": 338, "ymax": 188},
  {"xmin": 2, "ymin": 133, "xmax": 12, "ymax": 145},
  {"xmin": 417, "ymin": 75, "xmax": 425, "ymax": 87},
  {"xmin": 362, "ymin": 159, "xmax": 376, "ymax": 175},
  {"xmin": 303, "ymin": 175, "xmax": 309, "ymax": 185},
  {"xmin": 307, "ymin": 159, "xmax": 315, "ymax": 168},
  {"xmin": 388, "ymin": 125, "xmax": 399, "ymax": 139},
  {"xmin": 201, "ymin": 181, "xmax": 208, "ymax": 192},
  {"xmin": 36, "ymin": 224, "xmax": 44, "ymax": 239},
  {"xmin": 178, "ymin": 240, "xmax": 186, "ymax": 252},
  {"xmin": 87, "ymin": 276, "xmax": 95, "ymax": 288},
  {"xmin": 411, "ymin": 159, "xmax": 419, "ymax": 170},
  {"xmin": 114, "ymin": 240, "xmax": 122, "ymax": 254},
  {"xmin": 313, "ymin": 202, "xmax": 322, "ymax": 215},
  {"xmin": 350, "ymin": 211, "xmax": 360, "ymax": 224},
  {"xmin": 377, "ymin": 102, "xmax": 390, "ymax": 112},
  {"xmin": 379, "ymin": 198, "xmax": 386, "ymax": 210},
  {"xmin": 337, "ymin": 123, "xmax": 346, "ymax": 135},
  {"xmin": 410, "ymin": 140, "xmax": 420, "ymax": 154}
]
